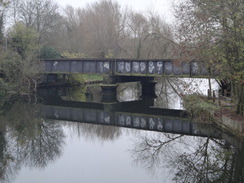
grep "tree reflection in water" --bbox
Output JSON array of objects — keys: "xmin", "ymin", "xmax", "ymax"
[
  {"xmin": 117, "ymin": 82, "xmax": 141, "ymax": 102},
  {"xmin": 0, "ymin": 99, "xmax": 65, "ymax": 182},
  {"xmin": 64, "ymin": 122, "xmax": 122, "ymax": 142},
  {"xmin": 130, "ymin": 132, "xmax": 244, "ymax": 183}
]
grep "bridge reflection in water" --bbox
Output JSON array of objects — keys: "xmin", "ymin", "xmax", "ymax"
[{"xmin": 39, "ymin": 98, "xmax": 222, "ymax": 139}]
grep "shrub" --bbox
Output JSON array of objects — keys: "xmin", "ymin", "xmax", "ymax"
[
  {"xmin": 40, "ymin": 46, "xmax": 61, "ymax": 59},
  {"xmin": 182, "ymin": 94, "xmax": 220, "ymax": 122}
]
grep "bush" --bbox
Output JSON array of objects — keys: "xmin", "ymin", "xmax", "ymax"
[
  {"xmin": 40, "ymin": 46, "xmax": 61, "ymax": 59},
  {"xmin": 60, "ymin": 51, "xmax": 86, "ymax": 58},
  {"xmin": 66, "ymin": 74, "xmax": 85, "ymax": 84},
  {"xmin": 0, "ymin": 50, "xmax": 43, "ymax": 95},
  {"xmin": 182, "ymin": 94, "xmax": 220, "ymax": 122}
]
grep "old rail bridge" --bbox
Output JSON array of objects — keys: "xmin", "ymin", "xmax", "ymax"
[{"xmin": 43, "ymin": 58, "xmax": 215, "ymax": 102}]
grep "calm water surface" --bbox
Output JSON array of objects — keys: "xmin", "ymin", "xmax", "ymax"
[
  {"xmin": 0, "ymin": 81, "xmax": 243, "ymax": 183},
  {"xmin": 14, "ymin": 124, "xmax": 173, "ymax": 183}
]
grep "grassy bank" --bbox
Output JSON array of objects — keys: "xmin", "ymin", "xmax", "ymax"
[
  {"xmin": 66, "ymin": 74, "xmax": 103, "ymax": 84},
  {"xmin": 182, "ymin": 94, "xmax": 220, "ymax": 123},
  {"xmin": 183, "ymin": 94, "xmax": 244, "ymax": 137}
]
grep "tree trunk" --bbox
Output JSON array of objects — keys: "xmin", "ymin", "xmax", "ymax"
[
  {"xmin": 208, "ymin": 78, "xmax": 212, "ymax": 98},
  {"xmin": 0, "ymin": 131, "xmax": 6, "ymax": 160},
  {"xmin": 0, "ymin": 13, "xmax": 4, "ymax": 45},
  {"xmin": 236, "ymin": 84, "xmax": 244, "ymax": 115},
  {"xmin": 136, "ymin": 38, "xmax": 142, "ymax": 59}
]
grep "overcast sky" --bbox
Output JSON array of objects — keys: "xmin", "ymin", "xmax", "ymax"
[{"xmin": 56, "ymin": 0, "xmax": 174, "ymax": 23}]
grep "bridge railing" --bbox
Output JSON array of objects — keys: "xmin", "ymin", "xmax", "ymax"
[
  {"xmin": 44, "ymin": 59, "xmax": 111, "ymax": 74},
  {"xmin": 43, "ymin": 59, "xmax": 215, "ymax": 77},
  {"xmin": 115, "ymin": 59, "xmax": 210, "ymax": 76}
]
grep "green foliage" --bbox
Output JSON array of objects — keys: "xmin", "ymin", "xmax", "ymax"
[
  {"xmin": 0, "ymin": 78, "xmax": 8, "ymax": 94},
  {"xmin": 40, "ymin": 46, "xmax": 61, "ymax": 59},
  {"xmin": 183, "ymin": 94, "xmax": 220, "ymax": 122},
  {"xmin": 0, "ymin": 23, "xmax": 43, "ymax": 96},
  {"xmin": 60, "ymin": 51, "xmax": 86, "ymax": 58},
  {"xmin": 66, "ymin": 74, "xmax": 102, "ymax": 85},
  {"xmin": 64, "ymin": 86, "xmax": 87, "ymax": 102},
  {"xmin": 8, "ymin": 22, "xmax": 39, "ymax": 58},
  {"xmin": 0, "ymin": 49, "xmax": 43, "ymax": 95},
  {"xmin": 66, "ymin": 74, "xmax": 85, "ymax": 84},
  {"xmin": 82, "ymin": 74, "xmax": 103, "ymax": 82},
  {"xmin": 104, "ymin": 49, "xmax": 114, "ymax": 58}
]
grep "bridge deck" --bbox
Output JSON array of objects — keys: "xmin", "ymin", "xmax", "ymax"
[{"xmin": 43, "ymin": 59, "xmax": 215, "ymax": 77}]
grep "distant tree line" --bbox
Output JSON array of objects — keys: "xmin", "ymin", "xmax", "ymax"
[{"xmin": 2, "ymin": 0, "xmax": 174, "ymax": 59}]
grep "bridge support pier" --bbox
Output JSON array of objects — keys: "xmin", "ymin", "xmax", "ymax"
[
  {"xmin": 100, "ymin": 84, "xmax": 118, "ymax": 103},
  {"xmin": 101, "ymin": 75, "xmax": 157, "ymax": 102},
  {"xmin": 140, "ymin": 81, "xmax": 157, "ymax": 99}
]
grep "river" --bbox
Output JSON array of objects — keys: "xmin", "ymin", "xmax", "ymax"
[{"xmin": 0, "ymin": 79, "xmax": 243, "ymax": 183}]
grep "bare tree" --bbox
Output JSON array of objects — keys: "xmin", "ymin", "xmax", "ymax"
[
  {"xmin": 61, "ymin": 5, "xmax": 85, "ymax": 53},
  {"xmin": 81, "ymin": 0, "xmax": 127, "ymax": 58},
  {"xmin": 121, "ymin": 9, "xmax": 175, "ymax": 59},
  {"xmin": 61, "ymin": 0, "xmax": 127, "ymax": 58},
  {"xmin": 144, "ymin": 10, "xmax": 175, "ymax": 59},
  {"xmin": 0, "ymin": 0, "xmax": 8, "ymax": 45},
  {"xmin": 126, "ymin": 11, "xmax": 149, "ymax": 59},
  {"xmin": 45, "ymin": 0, "xmax": 175, "ymax": 59},
  {"xmin": 12, "ymin": 0, "xmax": 62, "ymax": 44}
]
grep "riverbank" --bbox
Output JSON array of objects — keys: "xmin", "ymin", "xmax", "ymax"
[
  {"xmin": 202, "ymin": 94, "xmax": 244, "ymax": 138},
  {"xmin": 183, "ymin": 94, "xmax": 244, "ymax": 138},
  {"xmin": 213, "ymin": 104, "xmax": 244, "ymax": 137}
]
